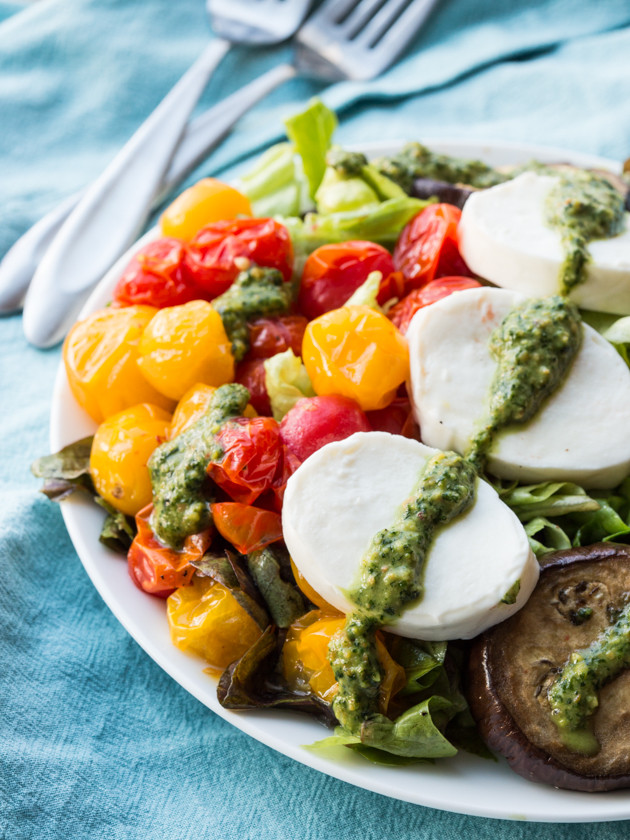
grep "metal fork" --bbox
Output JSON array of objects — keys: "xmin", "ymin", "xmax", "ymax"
[{"xmin": 10, "ymin": 0, "xmax": 439, "ymax": 347}]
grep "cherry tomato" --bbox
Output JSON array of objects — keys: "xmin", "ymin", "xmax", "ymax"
[
  {"xmin": 63, "ymin": 305, "xmax": 174, "ymax": 423},
  {"xmin": 160, "ymin": 178, "xmax": 252, "ymax": 241},
  {"xmin": 297, "ymin": 241, "xmax": 404, "ymax": 320},
  {"xmin": 394, "ymin": 204, "xmax": 470, "ymax": 290},
  {"xmin": 169, "ymin": 383, "xmax": 256, "ymax": 440},
  {"xmin": 187, "ymin": 218, "xmax": 294, "ymax": 299},
  {"xmin": 128, "ymin": 505, "xmax": 212, "ymax": 598},
  {"xmin": 282, "ymin": 612, "xmax": 405, "ymax": 710},
  {"xmin": 90, "ymin": 403, "xmax": 171, "ymax": 516},
  {"xmin": 388, "ymin": 276, "xmax": 482, "ymax": 334},
  {"xmin": 289, "ymin": 558, "xmax": 342, "ymax": 613},
  {"xmin": 207, "ymin": 416, "xmax": 283, "ymax": 505},
  {"xmin": 234, "ymin": 358, "xmax": 272, "ymax": 416},
  {"xmin": 167, "ymin": 575, "xmax": 262, "ymax": 673},
  {"xmin": 112, "ymin": 238, "xmax": 200, "ymax": 309},
  {"xmin": 137, "ymin": 300, "xmax": 235, "ymax": 400},
  {"xmin": 366, "ymin": 395, "xmax": 419, "ymax": 439},
  {"xmin": 302, "ymin": 305, "xmax": 409, "ymax": 411},
  {"xmin": 279, "ymin": 395, "xmax": 371, "ymax": 462},
  {"xmin": 247, "ymin": 315, "xmax": 308, "ymax": 360},
  {"xmin": 212, "ymin": 502, "xmax": 283, "ymax": 554}
]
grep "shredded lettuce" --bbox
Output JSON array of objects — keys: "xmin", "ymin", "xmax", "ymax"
[{"xmin": 263, "ymin": 349, "xmax": 315, "ymax": 421}]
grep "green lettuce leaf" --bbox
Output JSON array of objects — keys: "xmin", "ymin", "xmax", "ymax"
[
  {"xmin": 264, "ymin": 348, "xmax": 315, "ymax": 421},
  {"xmin": 237, "ymin": 142, "xmax": 309, "ymax": 218},
  {"xmin": 496, "ymin": 480, "xmax": 600, "ymax": 521},
  {"xmin": 344, "ymin": 271, "xmax": 385, "ymax": 311},
  {"xmin": 284, "ymin": 99, "xmax": 337, "ymax": 200}
]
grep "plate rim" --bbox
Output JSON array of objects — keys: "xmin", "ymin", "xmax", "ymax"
[{"xmin": 51, "ymin": 138, "xmax": 630, "ymax": 823}]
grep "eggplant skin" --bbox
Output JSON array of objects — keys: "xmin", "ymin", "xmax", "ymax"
[{"xmin": 467, "ymin": 543, "xmax": 630, "ymax": 792}]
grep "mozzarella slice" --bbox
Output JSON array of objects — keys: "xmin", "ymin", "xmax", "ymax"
[
  {"xmin": 282, "ymin": 431, "xmax": 537, "ymax": 641},
  {"xmin": 458, "ymin": 171, "xmax": 630, "ymax": 315},
  {"xmin": 407, "ymin": 286, "xmax": 630, "ymax": 488}
]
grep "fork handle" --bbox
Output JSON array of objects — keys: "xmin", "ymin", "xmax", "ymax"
[
  {"xmin": 0, "ymin": 61, "xmax": 296, "ymax": 318},
  {"xmin": 22, "ymin": 38, "xmax": 231, "ymax": 348}
]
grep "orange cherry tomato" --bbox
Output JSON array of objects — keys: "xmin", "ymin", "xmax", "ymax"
[
  {"xmin": 169, "ymin": 383, "xmax": 256, "ymax": 440},
  {"xmin": 388, "ymin": 276, "xmax": 482, "ymax": 334},
  {"xmin": 289, "ymin": 558, "xmax": 342, "ymax": 614},
  {"xmin": 394, "ymin": 204, "xmax": 471, "ymax": 290},
  {"xmin": 212, "ymin": 502, "xmax": 283, "ymax": 554},
  {"xmin": 127, "ymin": 504, "xmax": 212, "ymax": 598},
  {"xmin": 167, "ymin": 575, "xmax": 262, "ymax": 673},
  {"xmin": 302, "ymin": 305, "xmax": 409, "ymax": 411},
  {"xmin": 63, "ymin": 305, "xmax": 174, "ymax": 423},
  {"xmin": 90, "ymin": 403, "xmax": 171, "ymax": 516},
  {"xmin": 160, "ymin": 178, "xmax": 252, "ymax": 241},
  {"xmin": 282, "ymin": 612, "xmax": 405, "ymax": 711}
]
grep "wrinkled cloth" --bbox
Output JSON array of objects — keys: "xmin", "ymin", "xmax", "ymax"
[{"xmin": 3, "ymin": 1, "xmax": 630, "ymax": 837}]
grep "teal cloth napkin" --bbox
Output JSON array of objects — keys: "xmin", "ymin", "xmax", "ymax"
[{"xmin": 3, "ymin": 1, "xmax": 630, "ymax": 837}]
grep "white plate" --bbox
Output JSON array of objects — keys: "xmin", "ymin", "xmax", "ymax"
[{"xmin": 51, "ymin": 140, "xmax": 630, "ymax": 823}]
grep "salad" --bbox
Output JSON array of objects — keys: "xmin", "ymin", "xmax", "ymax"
[{"xmin": 33, "ymin": 100, "xmax": 630, "ymax": 787}]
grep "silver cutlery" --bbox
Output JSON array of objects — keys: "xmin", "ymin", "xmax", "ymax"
[{"xmin": 6, "ymin": 0, "xmax": 439, "ymax": 348}]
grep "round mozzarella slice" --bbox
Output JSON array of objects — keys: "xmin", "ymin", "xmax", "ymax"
[
  {"xmin": 458, "ymin": 171, "xmax": 630, "ymax": 315},
  {"xmin": 407, "ymin": 286, "xmax": 630, "ymax": 488},
  {"xmin": 282, "ymin": 431, "xmax": 537, "ymax": 641}
]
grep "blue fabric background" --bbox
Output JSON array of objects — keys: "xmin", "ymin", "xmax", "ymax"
[{"xmin": 3, "ymin": 0, "xmax": 630, "ymax": 837}]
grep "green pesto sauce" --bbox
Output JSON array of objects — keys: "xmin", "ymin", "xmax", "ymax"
[
  {"xmin": 328, "ymin": 452, "xmax": 476, "ymax": 733},
  {"xmin": 373, "ymin": 142, "xmax": 508, "ymax": 193},
  {"xmin": 547, "ymin": 603, "xmax": 630, "ymax": 756},
  {"xmin": 326, "ymin": 148, "xmax": 368, "ymax": 178},
  {"xmin": 544, "ymin": 169, "xmax": 626, "ymax": 294},
  {"xmin": 212, "ymin": 266, "xmax": 292, "ymax": 362},
  {"xmin": 148, "ymin": 383, "xmax": 250, "ymax": 548},
  {"xmin": 467, "ymin": 296, "xmax": 583, "ymax": 472}
]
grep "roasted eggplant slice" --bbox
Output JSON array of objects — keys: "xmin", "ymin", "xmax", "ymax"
[{"xmin": 467, "ymin": 543, "xmax": 630, "ymax": 791}]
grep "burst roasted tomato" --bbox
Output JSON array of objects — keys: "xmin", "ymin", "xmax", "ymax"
[
  {"xmin": 128, "ymin": 505, "xmax": 212, "ymax": 598},
  {"xmin": 297, "ymin": 241, "xmax": 404, "ymax": 320},
  {"xmin": 234, "ymin": 358, "xmax": 272, "ymax": 416},
  {"xmin": 247, "ymin": 315, "xmax": 308, "ymax": 360},
  {"xmin": 112, "ymin": 238, "xmax": 200, "ymax": 308},
  {"xmin": 208, "ymin": 416, "xmax": 283, "ymax": 505},
  {"xmin": 393, "ymin": 204, "xmax": 473, "ymax": 291},
  {"xmin": 388, "ymin": 276, "xmax": 482, "ymax": 333},
  {"xmin": 188, "ymin": 218, "xmax": 294, "ymax": 299},
  {"xmin": 160, "ymin": 178, "xmax": 252, "ymax": 241},
  {"xmin": 212, "ymin": 503, "xmax": 283, "ymax": 555}
]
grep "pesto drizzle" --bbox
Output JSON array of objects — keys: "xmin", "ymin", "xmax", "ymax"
[
  {"xmin": 212, "ymin": 266, "xmax": 293, "ymax": 362},
  {"xmin": 544, "ymin": 169, "xmax": 625, "ymax": 294},
  {"xmin": 328, "ymin": 452, "xmax": 476, "ymax": 733},
  {"xmin": 467, "ymin": 295, "xmax": 583, "ymax": 472},
  {"xmin": 148, "ymin": 383, "xmax": 250, "ymax": 548},
  {"xmin": 547, "ymin": 603, "xmax": 630, "ymax": 756}
]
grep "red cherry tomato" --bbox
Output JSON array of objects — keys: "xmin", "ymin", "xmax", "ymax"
[
  {"xmin": 113, "ymin": 238, "xmax": 201, "ymax": 308},
  {"xmin": 207, "ymin": 416, "xmax": 283, "ymax": 506},
  {"xmin": 127, "ymin": 505, "xmax": 212, "ymax": 598},
  {"xmin": 188, "ymin": 218, "xmax": 294, "ymax": 299},
  {"xmin": 366, "ymin": 396, "xmax": 419, "ymax": 439},
  {"xmin": 247, "ymin": 315, "xmax": 308, "ymax": 360},
  {"xmin": 234, "ymin": 358, "xmax": 271, "ymax": 416},
  {"xmin": 393, "ymin": 205, "xmax": 472, "ymax": 291},
  {"xmin": 279, "ymin": 394, "xmax": 371, "ymax": 462},
  {"xmin": 388, "ymin": 276, "xmax": 482, "ymax": 334},
  {"xmin": 212, "ymin": 502, "xmax": 283, "ymax": 554},
  {"xmin": 297, "ymin": 241, "xmax": 404, "ymax": 320}
]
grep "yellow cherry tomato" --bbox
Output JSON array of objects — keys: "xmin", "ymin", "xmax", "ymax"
[
  {"xmin": 63, "ymin": 306, "xmax": 174, "ymax": 423},
  {"xmin": 160, "ymin": 178, "xmax": 252, "ymax": 241},
  {"xmin": 169, "ymin": 382, "xmax": 256, "ymax": 440},
  {"xmin": 302, "ymin": 305, "xmax": 409, "ymax": 411},
  {"xmin": 282, "ymin": 611, "xmax": 405, "ymax": 711},
  {"xmin": 289, "ymin": 558, "xmax": 342, "ymax": 614},
  {"xmin": 167, "ymin": 576, "xmax": 263, "ymax": 672},
  {"xmin": 90, "ymin": 403, "xmax": 171, "ymax": 516},
  {"xmin": 137, "ymin": 300, "xmax": 235, "ymax": 401}
]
